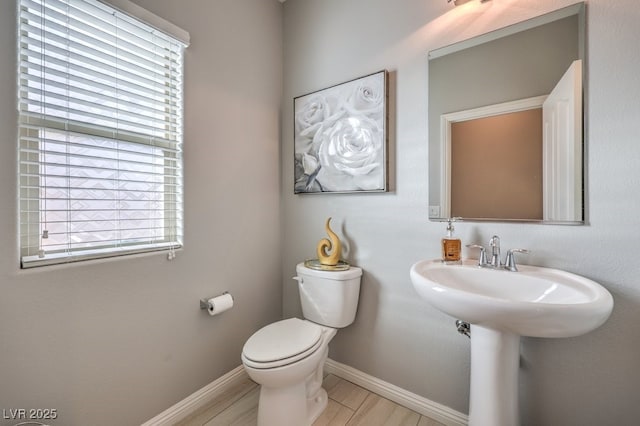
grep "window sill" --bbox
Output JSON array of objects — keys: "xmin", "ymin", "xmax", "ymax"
[{"xmin": 21, "ymin": 242, "xmax": 182, "ymax": 269}]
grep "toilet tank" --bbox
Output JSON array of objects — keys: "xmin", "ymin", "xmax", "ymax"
[{"xmin": 295, "ymin": 262, "xmax": 362, "ymax": 328}]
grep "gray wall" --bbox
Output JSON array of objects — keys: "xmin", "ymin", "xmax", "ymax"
[
  {"xmin": 3, "ymin": 0, "xmax": 640, "ymax": 425},
  {"xmin": 0, "ymin": 0, "xmax": 282, "ymax": 425},
  {"xmin": 282, "ymin": 0, "xmax": 640, "ymax": 425}
]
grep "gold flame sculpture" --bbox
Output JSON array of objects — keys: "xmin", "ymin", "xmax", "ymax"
[{"xmin": 316, "ymin": 217, "xmax": 342, "ymax": 266}]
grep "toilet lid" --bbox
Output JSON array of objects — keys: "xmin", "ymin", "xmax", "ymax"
[{"xmin": 243, "ymin": 318, "xmax": 323, "ymax": 364}]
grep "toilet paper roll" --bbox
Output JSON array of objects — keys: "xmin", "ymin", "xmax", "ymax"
[{"xmin": 206, "ymin": 293, "xmax": 234, "ymax": 316}]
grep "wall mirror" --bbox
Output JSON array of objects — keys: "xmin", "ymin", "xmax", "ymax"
[{"xmin": 428, "ymin": 3, "xmax": 585, "ymax": 223}]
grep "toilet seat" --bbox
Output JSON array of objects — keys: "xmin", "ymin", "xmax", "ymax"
[{"xmin": 242, "ymin": 318, "xmax": 323, "ymax": 369}]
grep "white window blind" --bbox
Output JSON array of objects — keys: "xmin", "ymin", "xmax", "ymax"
[{"xmin": 18, "ymin": 0, "xmax": 188, "ymax": 268}]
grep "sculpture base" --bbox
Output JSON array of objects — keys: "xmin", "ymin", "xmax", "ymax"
[{"xmin": 304, "ymin": 259, "xmax": 350, "ymax": 271}]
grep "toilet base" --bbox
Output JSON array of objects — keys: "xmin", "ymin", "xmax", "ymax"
[
  {"xmin": 257, "ymin": 381, "xmax": 309, "ymax": 426},
  {"xmin": 256, "ymin": 346, "xmax": 330, "ymax": 426},
  {"xmin": 307, "ymin": 387, "xmax": 328, "ymax": 424},
  {"xmin": 256, "ymin": 376, "xmax": 329, "ymax": 426}
]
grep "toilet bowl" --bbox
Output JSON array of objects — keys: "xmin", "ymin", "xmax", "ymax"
[
  {"xmin": 241, "ymin": 263, "xmax": 362, "ymax": 426},
  {"xmin": 242, "ymin": 318, "xmax": 336, "ymax": 425}
]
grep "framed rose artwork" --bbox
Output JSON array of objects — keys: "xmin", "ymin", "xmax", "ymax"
[{"xmin": 293, "ymin": 71, "xmax": 388, "ymax": 194}]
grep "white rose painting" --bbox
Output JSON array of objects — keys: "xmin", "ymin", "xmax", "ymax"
[{"xmin": 294, "ymin": 71, "xmax": 388, "ymax": 193}]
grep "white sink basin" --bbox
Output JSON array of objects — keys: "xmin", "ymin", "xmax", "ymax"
[
  {"xmin": 410, "ymin": 259, "xmax": 614, "ymax": 426},
  {"xmin": 410, "ymin": 259, "xmax": 613, "ymax": 337}
]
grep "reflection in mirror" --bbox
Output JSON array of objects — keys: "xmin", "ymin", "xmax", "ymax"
[{"xmin": 428, "ymin": 3, "xmax": 585, "ymax": 223}]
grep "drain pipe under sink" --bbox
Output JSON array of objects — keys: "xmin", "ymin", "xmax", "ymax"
[{"xmin": 456, "ymin": 320, "xmax": 471, "ymax": 338}]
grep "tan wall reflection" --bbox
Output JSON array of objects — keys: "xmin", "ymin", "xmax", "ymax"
[{"xmin": 451, "ymin": 109, "xmax": 542, "ymax": 220}]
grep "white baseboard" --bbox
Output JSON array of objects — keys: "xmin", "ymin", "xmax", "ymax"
[
  {"xmin": 142, "ymin": 360, "xmax": 468, "ymax": 426},
  {"xmin": 324, "ymin": 359, "xmax": 468, "ymax": 426},
  {"xmin": 141, "ymin": 365, "xmax": 248, "ymax": 426}
]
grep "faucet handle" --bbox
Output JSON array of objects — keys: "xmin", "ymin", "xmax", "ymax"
[
  {"xmin": 466, "ymin": 244, "xmax": 487, "ymax": 266},
  {"xmin": 504, "ymin": 249, "xmax": 530, "ymax": 272}
]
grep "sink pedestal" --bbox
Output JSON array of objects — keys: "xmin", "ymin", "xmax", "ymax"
[{"xmin": 469, "ymin": 326, "xmax": 520, "ymax": 426}]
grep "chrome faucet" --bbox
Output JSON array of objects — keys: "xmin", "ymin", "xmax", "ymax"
[
  {"xmin": 466, "ymin": 235, "xmax": 529, "ymax": 271},
  {"xmin": 504, "ymin": 248, "xmax": 530, "ymax": 272},
  {"xmin": 489, "ymin": 235, "xmax": 501, "ymax": 267}
]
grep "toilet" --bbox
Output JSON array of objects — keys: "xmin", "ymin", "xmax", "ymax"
[{"xmin": 241, "ymin": 262, "xmax": 362, "ymax": 426}]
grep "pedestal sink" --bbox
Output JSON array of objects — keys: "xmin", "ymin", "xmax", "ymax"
[{"xmin": 410, "ymin": 259, "xmax": 613, "ymax": 426}]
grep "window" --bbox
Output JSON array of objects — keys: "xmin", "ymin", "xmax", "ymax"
[{"xmin": 18, "ymin": 0, "xmax": 189, "ymax": 268}]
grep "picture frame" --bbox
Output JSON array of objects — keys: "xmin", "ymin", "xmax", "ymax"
[{"xmin": 294, "ymin": 70, "xmax": 388, "ymax": 194}]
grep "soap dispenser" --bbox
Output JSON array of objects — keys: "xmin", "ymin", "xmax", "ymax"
[{"xmin": 441, "ymin": 218, "xmax": 461, "ymax": 263}]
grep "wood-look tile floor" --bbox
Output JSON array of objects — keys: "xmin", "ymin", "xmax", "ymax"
[{"xmin": 176, "ymin": 374, "xmax": 445, "ymax": 426}]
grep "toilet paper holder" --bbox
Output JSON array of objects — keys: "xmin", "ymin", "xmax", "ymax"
[{"xmin": 200, "ymin": 291, "xmax": 233, "ymax": 309}]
